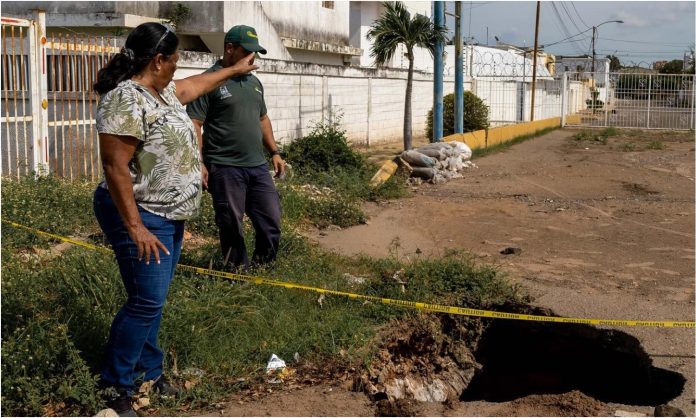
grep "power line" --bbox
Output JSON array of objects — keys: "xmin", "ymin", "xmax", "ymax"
[
  {"xmin": 542, "ymin": 27, "xmax": 592, "ymax": 47},
  {"xmin": 596, "ymin": 37, "xmax": 693, "ymax": 47},
  {"xmin": 558, "ymin": 1, "xmax": 591, "ymax": 51},
  {"xmin": 548, "ymin": 2, "xmax": 586, "ymax": 54},
  {"xmin": 570, "ymin": 2, "xmax": 590, "ymax": 29}
]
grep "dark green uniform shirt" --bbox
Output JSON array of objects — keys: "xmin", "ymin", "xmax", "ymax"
[{"xmin": 187, "ymin": 60, "xmax": 267, "ymax": 167}]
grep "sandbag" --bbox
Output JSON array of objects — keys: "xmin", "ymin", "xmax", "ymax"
[
  {"xmin": 401, "ymin": 150, "xmax": 436, "ymax": 168},
  {"xmin": 416, "ymin": 147, "xmax": 446, "ymax": 160},
  {"xmin": 418, "ymin": 142, "xmax": 451, "ymax": 150},
  {"xmin": 449, "ymin": 141, "xmax": 472, "ymax": 161},
  {"xmin": 410, "ymin": 167, "xmax": 436, "ymax": 180}
]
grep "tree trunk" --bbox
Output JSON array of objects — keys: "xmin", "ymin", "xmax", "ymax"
[{"xmin": 403, "ymin": 52, "xmax": 414, "ymax": 150}]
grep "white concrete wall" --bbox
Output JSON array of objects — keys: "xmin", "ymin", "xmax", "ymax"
[
  {"xmin": 262, "ymin": 1, "xmax": 350, "ymax": 45},
  {"xmin": 175, "ymin": 52, "xmax": 455, "ymax": 145}
]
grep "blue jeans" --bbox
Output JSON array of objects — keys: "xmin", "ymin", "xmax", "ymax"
[
  {"xmin": 93, "ymin": 186, "xmax": 184, "ymax": 394},
  {"xmin": 208, "ymin": 163, "xmax": 281, "ymax": 270}
]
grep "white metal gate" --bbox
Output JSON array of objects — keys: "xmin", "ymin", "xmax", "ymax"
[
  {"xmin": 562, "ymin": 71, "xmax": 696, "ymax": 130},
  {"xmin": 1, "ymin": 13, "xmax": 46, "ymax": 177},
  {"xmin": 1, "ymin": 11, "xmax": 119, "ymax": 179}
]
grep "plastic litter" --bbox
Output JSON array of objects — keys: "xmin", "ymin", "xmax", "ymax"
[
  {"xmin": 266, "ymin": 354, "xmax": 286, "ymax": 371},
  {"xmin": 449, "ymin": 141, "xmax": 472, "ymax": 161}
]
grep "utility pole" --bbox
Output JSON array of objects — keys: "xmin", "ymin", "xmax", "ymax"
[
  {"xmin": 530, "ymin": 0, "xmax": 540, "ymax": 121},
  {"xmin": 591, "ymin": 27, "xmax": 596, "ymax": 74},
  {"xmin": 433, "ymin": 1, "xmax": 444, "ymax": 142},
  {"xmin": 454, "ymin": 1, "xmax": 464, "ymax": 133}
]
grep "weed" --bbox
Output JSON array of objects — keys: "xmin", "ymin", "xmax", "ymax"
[
  {"xmin": 646, "ymin": 140, "xmax": 665, "ymax": 150},
  {"xmin": 601, "ymin": 127, "xmax": 620, "ymax": 137},
  {"xmin": 573, "ymin": 131, "xmax": 593, "ymax": 141},
  {"xmin": 619, "ymin": 142, "xmax": 637, "ymax": 152},
  {"xmin": 572, "ymin": 130, "xmax": 609, "ymax": 145}
]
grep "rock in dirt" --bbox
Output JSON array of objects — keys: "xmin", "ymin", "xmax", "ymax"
[
  {"xmin": 655, "ymin": 404, "xmax": 686, "ymax": 417},
  {"xmin": 614, "ymin": 409, "xmax": 648, "ymax": 417},
  {"xmin": 93, "ymin": 408, "xmax": 119, "ymax": 417},
  {"xmin": 356, "ymin": 315, "xmax": 483, "ymax": 403},
  {"xmin": 500, "ymin": 246, "xmax": 522, "ymax": 255},
  {"xmin": 375, "ymin": 399, "xmax": 419, "ymax": 417}
]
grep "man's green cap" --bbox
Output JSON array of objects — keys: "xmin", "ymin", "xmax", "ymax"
[{"xmin": 224, "ymin": 25, "xmax": 267, "ymax": 54}]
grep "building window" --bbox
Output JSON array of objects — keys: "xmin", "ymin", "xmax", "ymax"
[{"xmin": 322, "ymin": 1, "xmax": 334, "ymax": 9}]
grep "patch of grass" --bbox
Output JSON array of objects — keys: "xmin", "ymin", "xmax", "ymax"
[
  {"xmin": 601, "ymin": 127, "xmax": 620, "ymax": 137},
  {"xmin": 472, "ymin": 126, "xmax": 558, "ymax": 159},
  {"xmin": 618, "ymin": 142, "xmax": 637, "ymax": 152},
  {"xmin": 572, "ymin": 130, "xmax": 609, "ymax": 145},
  {"xmin": 646, "ymin": 140, "xmax": 665, "ymax": 150},
  {"xmin": 572, "ymin": 130, "xmax": 594, "ymax": 142}
]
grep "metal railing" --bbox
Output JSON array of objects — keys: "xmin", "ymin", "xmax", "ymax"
[
  {"xmin": 563, "ymin": 71, "xmax": 695, "ymax": 130},
  {"xmin": 1, "ymin": 11, "xmax": 119, "ymax": 179}
]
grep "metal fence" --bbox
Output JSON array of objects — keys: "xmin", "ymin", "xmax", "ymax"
[
  {"xmin": 1, "ymin": 11, "xmax": 118, "ymax": 179},
  {"xmin": 563, "ymin": 71, "xmax": 695, "ymax": 130}
]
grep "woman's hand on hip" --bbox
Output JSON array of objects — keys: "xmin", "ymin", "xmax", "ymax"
[{"xmin": 127, "ymin": 223, "xmax": 170, "ymax": 265}]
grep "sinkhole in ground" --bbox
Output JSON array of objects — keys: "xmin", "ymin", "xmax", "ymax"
[{"xmin": 460, "ymin": 315, "xmax": 686, "ymax": 406}]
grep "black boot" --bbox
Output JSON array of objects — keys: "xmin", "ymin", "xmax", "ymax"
[
  {"xmin": 104, "ymin": 389, "xmax": 138, "ymax": 417},
  {"xmin": 153, "ymin": 375, "xmax": 181, "ymax": 397}
]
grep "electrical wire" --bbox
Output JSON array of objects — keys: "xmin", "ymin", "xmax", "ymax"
[
  {"xmin": 570, "ymin": 2, "xmax": 591, "ymax": 29},
  {"xmin": 548, "ymin": 2, "xmax": 587, "ymax": 54},
  {"xmin": 596, "ymin": 37, "xmax": 693, "ymax": 47}
]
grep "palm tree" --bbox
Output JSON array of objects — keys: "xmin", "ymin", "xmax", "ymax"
[{"xmin": 367, "ymin": 1, "xmax": 447, "ymax": 150}]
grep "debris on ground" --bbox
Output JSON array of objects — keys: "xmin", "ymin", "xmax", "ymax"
[
  {"xmin": 266, "ymin": 354, "xmax": 287, "ymax": 372},
  {"xmin": 401, "ymin": 141, "xmax": 476, "ymax": 186},
  {"xmin": 500, "ymin": 246, "xmax": 522, "ymax": 255},
  {"xmin": 343, "ymin": 273, "xmax": 367, "ymax": 285},
  {"xmin": 93, "ymin": 408, "xmax": 119, "ymax": 417},
  {"xmin": 355, "ymin": 314, "xmax": 483, "ymax": 403},
  {"xmin": 370, "ymin": 141, "xmax": 476, "ymax": 188}
]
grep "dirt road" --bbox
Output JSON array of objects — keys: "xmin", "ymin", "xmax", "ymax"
[{"xmin": 205, "ymin": 129, "xmax": 695, "ymax": 416}]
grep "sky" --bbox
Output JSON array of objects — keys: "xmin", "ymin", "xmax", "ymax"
[{"xmin": 443, "ymin": 1, "xmax": 695, "ymax": 66}]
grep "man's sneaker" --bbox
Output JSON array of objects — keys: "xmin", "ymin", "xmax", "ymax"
[
  {"xmin": 105, "ymin": 391, "xmax": 138, "ymax": 417},
  {"xmin": 152, "ymin": 375, "xmax": 181, "ymax": 397}
]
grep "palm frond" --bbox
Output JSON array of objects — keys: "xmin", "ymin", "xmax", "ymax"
[{"xmin": 368, "ymin": 1, "xmax": 448, "ymax": 66}]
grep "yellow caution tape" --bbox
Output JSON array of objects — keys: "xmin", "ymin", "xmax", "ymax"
[{"xmin": 4, "ymin": 220, "xmax": 694, "ymax": 329}]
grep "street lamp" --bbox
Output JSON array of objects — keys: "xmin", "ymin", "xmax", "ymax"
[{"xmin": 592, "ymin": 20, "xmax": 623, "ymax": 74}]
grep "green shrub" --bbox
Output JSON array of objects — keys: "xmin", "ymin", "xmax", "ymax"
[
  {"xmin": 285, "ymin": 114, "xmax": 364, "ymax": 174},
  {"xmin": 426, "ymin": 91, "xmax": 490, "ymax": 140},
  {"xmin": 282, "ymin": 114, "xmax": 407, "ymax": 229}
]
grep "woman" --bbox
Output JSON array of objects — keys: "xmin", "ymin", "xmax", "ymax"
[{"xmin": 93, "ymin": 22, "xmax": 256, "ymax": 416}]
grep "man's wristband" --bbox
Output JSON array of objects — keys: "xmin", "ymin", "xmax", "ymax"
[{"xmin": 270, "ymin": 150, "xmax": 280, "ymax": 156}]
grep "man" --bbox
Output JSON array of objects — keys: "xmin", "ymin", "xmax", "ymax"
[{"xmin": 187, "ymin": 25, "xmax": 286, "ymax": 270}]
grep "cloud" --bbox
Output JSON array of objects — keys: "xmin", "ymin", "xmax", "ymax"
[
  {"xmin": 609, "ymin": 2, "xmax": 694, "ymax": 28},
  {"xmin": 609, "ymin": 10, "xmax": 650, "ymax": 28}
]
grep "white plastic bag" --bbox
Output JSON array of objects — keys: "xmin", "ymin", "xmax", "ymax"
[
  {"xmin": 449, "ymin": 141, "xmax": 472, "ymax": 161},
  {"xmin": 266, "ymin": 354, "xmax": 286, "ymax": 371}
]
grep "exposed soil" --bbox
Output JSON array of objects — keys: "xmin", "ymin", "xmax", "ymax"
[{"xmin": 189, "ymin": 129, "xmax": 695, "ymax": 416}]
